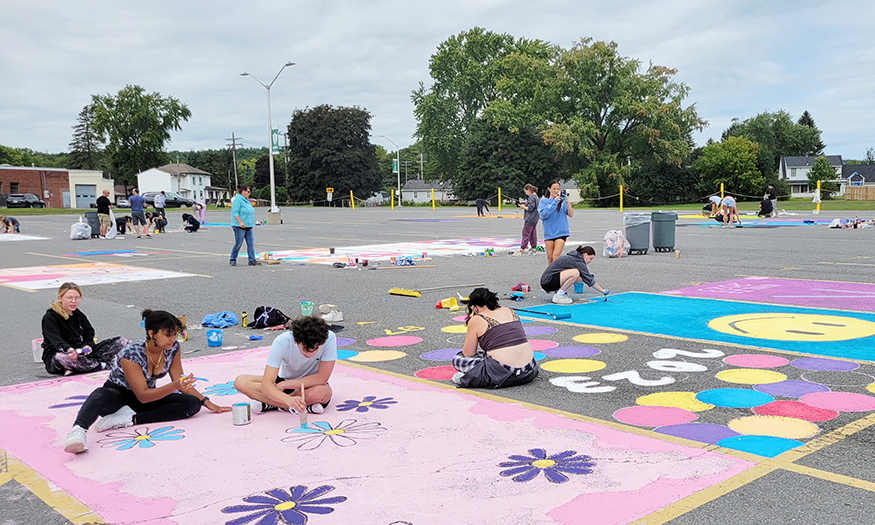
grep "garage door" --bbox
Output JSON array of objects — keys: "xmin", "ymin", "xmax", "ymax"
[{"xmin": 75, "ymin": 184, "xmax": 97, "ymax": 208}]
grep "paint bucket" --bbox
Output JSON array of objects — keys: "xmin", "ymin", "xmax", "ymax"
[
  {"xmin": 329, "ymin": 247, "xmax": 335, "ymax": 254},
  {"xmin": 206, "ymin": 329, "xmax": 223, "ymax": 347},
  {"xmin": 232, "ymin": 402, "xmax": 251, "ymax": 425},
  {"xmin": 436, "ymin": 297, "xmax": 457, "ymax": 309},
  {"xmin": 573, "ymin": 282, "xmax": 584, "ymax": 294},
  {"xmin": 301, "ymin": 301, "xmax": 315, "ymax": 316},
  {"xmin": 31, "ymin": 338, "xmax": 44, "ymax": 363}
]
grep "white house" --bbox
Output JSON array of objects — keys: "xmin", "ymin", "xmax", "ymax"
[
  {"xmin": 137, "ymin": 163, "xmax": 212, "ymax": 202},
  {"xmin": 778, "ymin": 156, "xmax": 842, "ymax": 197},
  {"xmin": 400, "ymin": 179, "xmax": 455, "ymax": 204},
  {"xmin": 68, "ymin": 170, "xmax": 115, "ymax": 209}
]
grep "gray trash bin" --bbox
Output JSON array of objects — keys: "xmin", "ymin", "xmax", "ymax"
[
  {"xmin": 623, "ymin": 212, "xmax": 651, "ymax": 255},
  {"xmin": 84, "ymin": 211, "xmax": 101, "ymax": 238},
  {"xmin": 652, "ymin": 211, "xmax": 678, "ymax": 252}
]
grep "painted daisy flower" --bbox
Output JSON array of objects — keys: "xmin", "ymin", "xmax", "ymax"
[
  {"xmin": 204, "ymin": 381, "xmax": 238, "ymax": 396},
  {"xmin": 282, "ymin": 419, "xmax": 386, "ymax": 451},
  {"xmin": 335, "ymin": 396, "xmax": 397, "ymax": 413},
  {"xmin": 221, "ymin": 485, "xmax": 346, "ymax": 525},
  {"xmin": 97, "ymin": 426, "xmax": 184, "ymax": 450},
  {"xmin": 499, "ymin": 448, "xmax": 595, "ymax": 483}
]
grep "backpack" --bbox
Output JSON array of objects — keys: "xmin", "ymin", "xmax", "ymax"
[{"xmin": 249, "ymin": 306, "xmax": 291, "ymax": 328}]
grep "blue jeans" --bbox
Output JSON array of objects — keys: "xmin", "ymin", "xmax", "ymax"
[{"xmin": 230, "ymin": 226, "xmax": 255, "ymax": 263}]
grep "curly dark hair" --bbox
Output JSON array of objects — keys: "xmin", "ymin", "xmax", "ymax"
[
  {"xmin": 142, "ymin": 309, "xmax": 185, "ymax": 337},
  {"xmin": 465, "ymin": 287, "xmax": 501, "ymax": 324},
  {"xmin": 289, "ymin": 316, "xmax": 330, "ymax": 351}
]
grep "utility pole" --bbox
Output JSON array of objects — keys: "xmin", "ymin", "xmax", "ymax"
[{"xmin": 226, "ymin": 133, "xmax": 243, "ymax": 190}]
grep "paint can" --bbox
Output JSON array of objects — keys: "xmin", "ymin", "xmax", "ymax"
[
  {"xmin": 232, "ymin": 402, "xmax": 251, "ymax": 425},
  {"xmin": 329, "ymin": 247, "xmax": 335, "ymax": 254}
]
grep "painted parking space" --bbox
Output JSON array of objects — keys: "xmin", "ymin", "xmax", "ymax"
[{"xmin": 0, "ymin": 262, "xmax": 200, "ymax": 291}]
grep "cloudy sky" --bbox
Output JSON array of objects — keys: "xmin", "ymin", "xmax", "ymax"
[{"xmin": 2, "ymin": 0, "xmax": 874, "ymax": 160}]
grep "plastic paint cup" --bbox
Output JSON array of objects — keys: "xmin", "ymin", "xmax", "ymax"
[
  {"xmin": 301, "ymin": 301, "xmax": 315, "ymax": 316},
  {"xmin": 232, "ymin": 403, "xmax": 251, "ymax": 425},
  {"xmin": 573, "ymin": 283, "xmax": 584, "ymax": 294},
  {"xmin": 206, "ymin": 329, "xmax": 223, "ymax": 347}
]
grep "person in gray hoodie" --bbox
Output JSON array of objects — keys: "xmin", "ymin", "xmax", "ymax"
[{"xmin": 540, "ymin": 245, "xmax": 609, "ymax": 304}]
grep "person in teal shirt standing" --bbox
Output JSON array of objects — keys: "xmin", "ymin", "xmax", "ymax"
[{"xmin": 230, "ymin": 185, "xmax": 259, "ymax": 266}]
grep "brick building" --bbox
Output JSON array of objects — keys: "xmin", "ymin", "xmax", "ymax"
[{"xmin": 0, "ymin": 166, "xmax": 70, "ymax": 208}]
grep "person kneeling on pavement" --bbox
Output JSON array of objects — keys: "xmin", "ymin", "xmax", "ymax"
[
  {"xmin": 540, "ymin": 245, "xmax": 609, "ymax": 304},
  {"xmin": 233, "ymin": 316, "xmax": 336, "ymax": 416},
  {"xmin": 181, "ymin": 213, "xmax": 200, "ymax": 232}
]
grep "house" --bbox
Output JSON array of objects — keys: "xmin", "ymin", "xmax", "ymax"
[
  {"xmin": 778, "ymin": 156, "xmax": 843, "ymax": 197},
  {"xmin": 0, "ymin": 165, "xmax": 113, "ymax": 208},
  {"xmin": 841, "ymin": 165, "xmax": 875, "ymax": 201},
  {"xmin": 364, "ymin": 191, "xmax": 391, "ymax": 206},
  {"xmin": 559, "ymin": 179, "xmax": 582, "ymax": 204},
  {"xmin": 204, "ymin": 185, "xmax": 231, "ymax": 204},
  {"xmin": 400, "ymin": 179, "xmax": 454, "ymax": 204},
  {"xmin": 137, "ymin": 163, "xmax": 212, "ymax": 203}
]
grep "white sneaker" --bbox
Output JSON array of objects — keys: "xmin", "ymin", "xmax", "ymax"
[
  {"xmin": 512, "ymin": 251, "xmax": 525, "ymax": 257},
  {"xmin": 318, "ymin": 304, "xmax": 337, "ymax": 314},
  {"xmin": 250, "ymin": 399, "xmax": 283, "ymax": 414},
  {"xmin": 322, "ymin": 310, "xmax": 343, "ymax": 322},
  {"xmin": 95, "ymin": 405, "xmax": 135, "ymax": 432},
  {"xmin": 552, "ymin": 293, "xmax": 573, "ymax": 305},
  {"xmin": 307, "ymin": 403, "xmax": 325, "ymax": 414},
  {"xmin": 64, "ymin": 425, "xmax": 88, "ymax": 454},
  {"xmin": 452, "ymin": 372, "xmax": 464, "ymax": 384}
]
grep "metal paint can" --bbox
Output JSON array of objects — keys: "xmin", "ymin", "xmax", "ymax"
[{"xmin": 232, "ymin": 402, "xmax": 251, "ymax": 425}]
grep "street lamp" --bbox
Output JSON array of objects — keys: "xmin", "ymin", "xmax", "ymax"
[
  {"xmin": 379, "ymin": 135, "xmax": 401, "ymax": 207},
  {"xmin": 240, "ymin": 61, "xmax": 295, "ymax": 218}
]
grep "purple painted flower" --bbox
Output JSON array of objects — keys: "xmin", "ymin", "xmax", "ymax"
[
  {"xmin": 499, "ymin": 448, "xmax": 595, "ymax": 483},
  {"xmin": 335, "ymin": 396, "xmax": 397, "ymax": 413},
  {"xmin": 221, "ymin": 485, "xmax": 346, "ymax": 525}
]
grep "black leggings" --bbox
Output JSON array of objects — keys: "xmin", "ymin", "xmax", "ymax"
[{"xmin": 74, "ymin": 380, "xmax": 201, "ymax": 429}]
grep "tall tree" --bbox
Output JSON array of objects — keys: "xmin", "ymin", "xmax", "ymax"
[
  {"xmin": 797, "ymin": 110, "xmax": 826, "ymax": 156},
  {"xmin": 412, "ymin": 28, "xmax": 555, "ymax": 180},
  {"xmin": 285, "ymin": 105, "xmax": 382, "ymax": 204},
  {"xmin": 722, "ymin": 110, "xmax": 823, "ymax": 177},
  {"xmin": 693, "ymin": 136, "xmax": 764, "ymax": 197},
  {"xmin": 808, "ymin": 154, "xmax": 839, "ymax": 198},
  {"xmin": 90, "ymin": 85, "xmax": 192, "ymax": 187},
  {"xmin": 67, "ymin": 104, "xmax": 105, "ymax": 170},
  {"xmin": 254, "ymin": 154, "xmax": 285, "ymax": 189}
]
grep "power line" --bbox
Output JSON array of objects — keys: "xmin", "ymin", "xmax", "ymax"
[{"xmin": 226, "ymin": 133, "xmax": 244, "ymax": 189}]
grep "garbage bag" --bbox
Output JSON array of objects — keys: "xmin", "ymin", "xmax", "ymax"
[
  {"xmin": 603, "ymin": 230, "xmax": 630, "ymax": 258},
  {"xmin": 70, "ymin": 218, "xmax": 92, "ymax": 240}
]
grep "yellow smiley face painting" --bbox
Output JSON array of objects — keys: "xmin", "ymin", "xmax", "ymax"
[{"xmin": 708, "ymin": 313, "xmax": 875, "ymax": 342}]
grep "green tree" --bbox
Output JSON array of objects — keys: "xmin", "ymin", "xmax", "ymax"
[
  {"xmin": 808, "ymin": 154, "xmax": 839, "ymax": 198},
  {"xmin": 627, "ymin": 159, "xmax": 700, "ymax": 206},
  {"xmin": 487, "ymin": 38, "xmax": 706, "ymax": 206},
  {"xmin": 866, "ymin": 147, "xmax": 875, "ymax": 165},
  {"xmin": 721, "ymin": 110, "xmax": 823, "ymax": 177},
  {"xmin": 67, "ymin": 104, "xmax": 106, "ymax": 170},
  {"xmin": 412, "ymin": 28, "xmax": 555, "ymax": 180},
  {"xmin": 694, "ymin": 136, "xmax": 764, "ymax": 198},
  {"xmin": 285, "ymin": 104, "xmax": 382, "ymax": 204},
  {"xmin": 254, "ymin": 154, "xmax": 285, "ymax": 190},
  {"xmin": 91, "ymin": 85, "xmax": 192, "ymax": 187},
  {"xmin": 455, "ymin": 120, "xmax": 559, "ymax": 201},
  {"xmin": 797, "ymin": 110, "xmax": 825, "ymax": 155}
]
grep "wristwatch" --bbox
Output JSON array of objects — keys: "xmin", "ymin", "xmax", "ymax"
[{"xmin": 200, "ymin": 396, "xmax": 210, "ymax": 405}]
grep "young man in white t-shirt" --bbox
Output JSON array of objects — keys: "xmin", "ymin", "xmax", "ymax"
[{"xmin": 234, "ymin": 316, "xmax": 336, "ymax": 414}]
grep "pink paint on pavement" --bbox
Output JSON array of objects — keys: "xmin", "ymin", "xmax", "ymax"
[
  {"xmin": 800, "ymin": 391, "xmax": 875, "ymax": 412},
  {"xmin": 366, "ymin": 335, "xmax": 422, "ymax": 347},
  {"xmin": 528, "ymin": 339, "xmax": 560, "ymax": 351},
  {"xmin": 414, "ymin": 366, "xmax": 457, "ymax": 380},
  {"xmin": 723, "ymin": 354, "xmax": 790, "ymax": 368},
  {"xmin": 613, "ymin": 406, "xmax": 698, "ymax": 427}
]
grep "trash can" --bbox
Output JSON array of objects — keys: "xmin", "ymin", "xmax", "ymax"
[
  {"xmin": 623, "ymin": 212, "xmax": 651, "ymax": 255},
  {"xmin": 652, "ymin": 211, "xmax": 678, "ymax": 252},
  {"xmin": 84, "ymin": 211, "xmax": 101, "ymax": 239}
]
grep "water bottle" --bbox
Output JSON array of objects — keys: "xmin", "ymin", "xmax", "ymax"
[{"xmin": 241, "ymin": 311, "xmax": 248, "ymax": 327}]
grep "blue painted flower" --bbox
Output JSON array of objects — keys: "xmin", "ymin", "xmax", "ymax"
[
  {"xmin": 282, "ymin": 419, "xmax": 386, "ymax": 451},
  {"xmin": 49, "ymin": 395, "xmax": 89, "ymax": 409},
  {"xmin": 204, "ymin": 381, "xmax": 238, "ymax": 397},
  {"xmin": 221, "ymin": 485, "xmax": 346, "ymax": 525},
  {"xmin": 335, "ymin": 396, "xmax": 397, "ymax": 413},
  {"xmin": 499, "ymin": 448, "xmax": 595, "ymax": 483},
  {"xmin": 97, "ymin": 426, "xmax": 184, "ymax": 450}
]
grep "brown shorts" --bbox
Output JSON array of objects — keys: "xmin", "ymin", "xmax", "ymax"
[{"xmin": 98, "ymin": 214, "xmax": 112, "ymax": 227}]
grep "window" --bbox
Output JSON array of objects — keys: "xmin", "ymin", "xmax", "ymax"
[
  {"xmin": 791, "ymin": 168, "xmax": 796, "ymax": 177},
  {"xmin": 10, "ymin": 183, "xmax": 19, "ymax": 193},
  {"xmin": 414, "ymin": 192, "xmax": 418, "ymax": 199}
]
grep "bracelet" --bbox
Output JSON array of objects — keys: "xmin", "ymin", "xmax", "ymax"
[{"xmin": 201, "ymin": 396, "xmax": 210, "ymax": 406}]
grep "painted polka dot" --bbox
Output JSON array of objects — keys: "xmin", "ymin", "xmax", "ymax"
[
  {"xmin": 335, "ymin": 337, "xmax": 355, "ymax": 347},
  {"xmin": 753, "ymin": 380, "xmax": 830, "ymax": 398},
  {"xmin": 540, "ymin": 359, "xmax": 606, "ymax": 374},
  {"xmin": 347, "ymin": 350, "xmax": 407, "ymax": 362},
  {"xmin": 336, "ymin": 349, "xmax": 358, "ymax": 360},
  {"xmin": 636, "ymin": 392, "xmax": 714, "ymax": 412},
  {"xmin": 800, "ymin": 371, "xmax": 875, "ymax": 387},
  {"xmin": 800, "ymin": 391, "xmax": 875, "ymax": 412},
  {"xmin": 420, "ymin": 348, "xmax": 460, "ymax": 361},
  {"xmin": 867, "ymin": 383, "xmax": 875, "ymax": 395},
  {"xmin": 723, "ymin": 354, "xmax": 789, "ymax": 368},
  {"xmin": 752, "ymin": 401, "xmax": 838, "ymax": 422},
  {"xmin": 528, "ymin": 340, "xmax": 559, "ymax": 351},
  {"xmin": 716, "ymin": 435, "xmax": 804, "ymax": 458},
  {"xmin": 366, "ymin": 336, "xmax": 422, "ymax": 347},
  {"xmin": 655, "ymin": 423, "xmax": 740, "ymax": 444},
  {"xmin": 613, "ymin": 406, "xmax": 697, "ymax": 427},
  {"xmin": 715, "ymin": 369, "xmax": 787, "ymax": 385},
  {"xmin": 533, "ymin": 352, "xmax": 546, "ymax": 361},
  {"xmin": 790, "ymin": 357, "xmax": 859, "ymax": 371},
  {"xmin": 573, "ymin": 333, "xmax": 628, "ymax": 344},
  {"xmin": 524, "ymin": 326, "xmax": 558, "ymax": 336},
  {"xmin": 696, "ymin": 388, "xmax": 774, "ymax": 408},
  {"xmin": 415, "ymin": 366, "xmax": 457, "ymax": 380},
  {"xmin": 452, "ymin": 315, "xmax": 468, "ymax": 323},
  {"xmin": 440, "ymin": 325, "xmax": 468, "ymax": 334},
  {"xmin": 541, "ymin": 346, "xmax": 601, "ymax": 358},
  {"xmin": 727, "ymin": 415, "xmax": 820, "ymax": 440}
]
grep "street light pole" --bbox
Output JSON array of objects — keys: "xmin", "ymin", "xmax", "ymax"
[
  {"xmin": 241, "ymin": 62, "xmax": 295, "ymax": 218},
  {"xmin": 379, "ymin": 135, "xmax": 401, "ymax": 207}
]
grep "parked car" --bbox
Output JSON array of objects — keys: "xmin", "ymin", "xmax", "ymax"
[
  {"xmin": 142, "ymin": 192, "xmax": 195, "ymax": 208},
  {"xmin": 6, "ymin": 193, "xmax": 46, "ymax": 208},
  {"xmin": 116, "ymin": 199, "xmax": 131, "ymax": 208}
]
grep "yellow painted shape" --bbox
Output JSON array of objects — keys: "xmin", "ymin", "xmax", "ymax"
[
  {"xmin": 715, "ymin": 369, "xmax": 787, "ymax": 385},
  {"xmin": 441, "ymin": 324, "xmax": 468, "ymax": 334},
  {"xmin": 540, "ymin": 359, "xmax": 606, "ymax": 373},
  {"xmin": 867, "ymin": 383, "xmax": 875, "ymax": 395},
  {"xmin": 727, "ymin": 415, "xmax": 820, "ymax": 440},
  {"xmin": 636, "ymin": 391, "xmax": 714, "ymax": 412},
  {"xmin": 572, "ymin": 332, "xmax": 628, "ymax": 344},
  {"xmin": 709, "ymin": 313, "xmax": 875, "ymax": 342},
  {"xmin": 347, "ymin": 350, "xmax": 407, "ymax": 362}
]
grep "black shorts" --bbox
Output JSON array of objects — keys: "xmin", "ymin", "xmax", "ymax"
[
  {"xmin": 545, "ymin": 235, "xmax": 568, "ymax": 242},
  {"xmin": 276, "ymin": 376, "xmax": 330, "ymax": 409},
  {"xmin": 541, "ymin": 273, "xmax": 561, "ymax": 292}
]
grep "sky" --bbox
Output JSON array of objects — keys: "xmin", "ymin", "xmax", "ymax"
[{"xmin": 2, "ymin": 0, "xmax": 874, "ymax": 161}]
